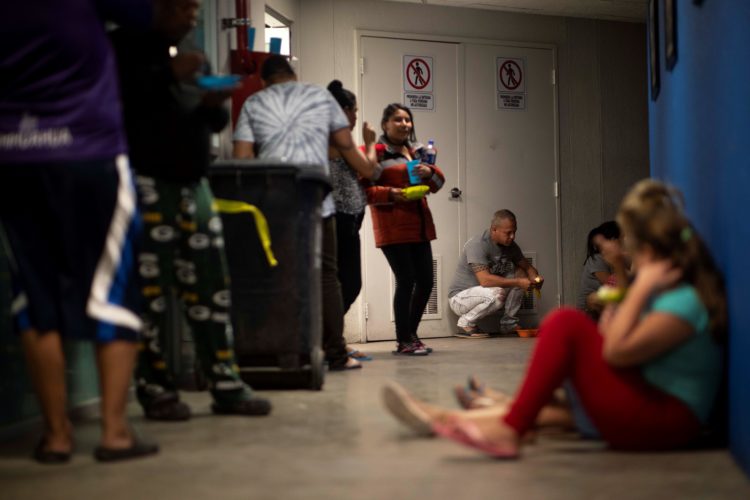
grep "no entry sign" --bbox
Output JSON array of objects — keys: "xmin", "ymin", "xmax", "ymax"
[
  {"xmin": 496, "ymin": 57, "xmax": 527, "ymax": 110},
  {"xmin": 403, "ymin": 55, "xmax": 433, "ymax": 93},
  {"xmin": 497, "ymin": 57, "xmax": 525, "ymax": 93}
]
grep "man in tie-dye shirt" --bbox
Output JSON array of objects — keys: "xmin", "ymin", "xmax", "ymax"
[{"xmin": 233, "ymin": 55, "xmax": 377, "ymax": 370}]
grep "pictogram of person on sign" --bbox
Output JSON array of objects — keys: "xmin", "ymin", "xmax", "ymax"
[
  {"xmin": 502, "ymin": 62, "xmax": 519, "ymax": 89},
  {"xmin": 413, "ymin": 61, "xmax": 426, "ymax": 87}
]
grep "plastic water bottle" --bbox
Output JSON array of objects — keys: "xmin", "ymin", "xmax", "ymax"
[{"xmin": 421, "ymin": 139, "xmax": 437, "ymax": 165}]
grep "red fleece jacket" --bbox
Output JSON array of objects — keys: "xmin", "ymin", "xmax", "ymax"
[{"xmin": 363, "ymin": 142, "xmax": 445, "ymax": 248}]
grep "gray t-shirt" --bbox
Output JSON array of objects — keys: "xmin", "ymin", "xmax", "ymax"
[
  {"xmin": 576, "ymin": 253, "xmax": 612, "ymax": 310},
  {"xmin": 448, "ymin": 230, "xmax": 525, "ymax": 298},
  {"xmin": 233, "ymin": 81, "xmax": 349, "ymax": 217}
]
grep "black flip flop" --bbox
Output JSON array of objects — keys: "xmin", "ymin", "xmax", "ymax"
[
  {"xmin": 94, "ymin": 436, "xmax": 159, "ymax": 463},
  {"xmin": 33, "ymin": 437, "xmax": 72, "ymax": 464}
]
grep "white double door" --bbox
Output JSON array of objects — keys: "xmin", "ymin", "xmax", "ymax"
[{"xmin": 359, "ymin": 35, "xmax": 559, "ymax": 342}]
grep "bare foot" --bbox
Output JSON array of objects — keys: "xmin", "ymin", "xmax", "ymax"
[
  {"xmin": 40, "ymin": 418, "xmax": 74, "ymax": 453},
  {"xmin": 100, "ymin": 421, "xmax": 137, "ymax": 450},
  {"xmin": 345, "ymin": 357, "xmax": 362, "ymax": 369},
  {"xmin": 43, "ymin": 427, "xmax": 74, "ymax": 454},
  {"xmin": 382, "ymin": 382, "xmax": 438, "ymax": 436},
  {"xmin": 100, "ymin": 434, "xmax": 136, "ymax": 450},
  {"xmin": 468, "ymin": 375, "xmax": 512, "ymax": 405}
]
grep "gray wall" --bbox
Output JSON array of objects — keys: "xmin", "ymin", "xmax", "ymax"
[
  {"xmin": 558, "ymin": 18, "xmax": 648, "ymax": 305},
  {"xmin": 270, "ymin": 0, "xmax": 649, "ymax": 306}
]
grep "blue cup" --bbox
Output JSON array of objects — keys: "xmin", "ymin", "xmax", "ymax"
[
  {"xmin": 406, "ymin": 159, "xmax": 421, "ymax": 185},
  {"xmin": 269, "ymin": 37, "xmax": 282, "ymax": 54}
]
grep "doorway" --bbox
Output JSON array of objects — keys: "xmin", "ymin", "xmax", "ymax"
[
  {"xmin": 358, "ymin": 35, "xmax": 559, "ymax": 342},
  {"xmin": 359, "ymin": 36, "xmax": 462, "ymax": 342}
]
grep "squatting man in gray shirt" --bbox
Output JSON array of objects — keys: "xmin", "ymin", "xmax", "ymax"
[{"xmin": 447, "ymin": 209, "xmax": 543, "ymax": 338}]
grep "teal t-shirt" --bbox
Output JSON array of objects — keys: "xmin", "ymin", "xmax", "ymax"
[{"xmin": 641, "ymin": 284, "xmax": 721, "ymax": 423}]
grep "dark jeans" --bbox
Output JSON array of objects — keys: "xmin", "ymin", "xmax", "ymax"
[
  {"xmin": 322, "ymin": 216, "xmax": 348, "ymax": 368},
  {"xmin": 335, "ymin": 211, "xmax": 364, "ymax": 313},
  {"xmin": 381, "ymin": 241, "xmax": 434, "ymax": 344}
]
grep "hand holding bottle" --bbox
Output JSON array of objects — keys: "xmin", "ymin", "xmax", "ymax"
[{"xmin": 421, "ymin": 139, "xmax": 437, "ymax": 165}]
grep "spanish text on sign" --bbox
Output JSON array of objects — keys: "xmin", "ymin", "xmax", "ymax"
[
  {"xmin": 498, "ymin": 92, "xmax": 526, "ymax": 110},
  {"xmin": 405, "ymin": 93, "xmax": 434, "ymax": 110}
]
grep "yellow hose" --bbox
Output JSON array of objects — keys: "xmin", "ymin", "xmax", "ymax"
[{"xmin": 214, "ymin": 199, "xmax": 278, "ymax": 267}]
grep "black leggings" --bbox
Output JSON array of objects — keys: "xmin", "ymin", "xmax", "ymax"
[
  {"xmin": 335, "ymin": 212, "xmax": 364, "ymax": 313},
  {"xmin": 381, "ymin": 241, "xmax": 434, "ymax": 344}
]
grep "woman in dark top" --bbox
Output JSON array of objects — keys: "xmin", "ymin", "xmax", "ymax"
[{"xmin": 327, "ymin": 80, "xmax": 379, "ymax": 362}]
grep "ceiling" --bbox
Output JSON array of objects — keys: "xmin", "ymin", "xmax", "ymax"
[{"xmin": 382, "ymin": 0, "xmax": 648, "ymax": 23}]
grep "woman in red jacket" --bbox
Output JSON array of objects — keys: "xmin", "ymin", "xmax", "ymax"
[{"xmin": 365, "ymin": 103, "xmax": 445, "ymax": 355}]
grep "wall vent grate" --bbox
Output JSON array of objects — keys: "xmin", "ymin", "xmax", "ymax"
[{"xmin": 519, "ymin": 252, "xmax": 538, "ymax": 315}]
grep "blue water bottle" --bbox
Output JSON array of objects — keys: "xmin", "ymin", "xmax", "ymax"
[{"xmin": 421, "ymin": 139, "xmax": 437, "ymax": 165}]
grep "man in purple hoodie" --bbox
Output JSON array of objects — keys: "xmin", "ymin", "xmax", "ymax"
[{"xmin": 0, "ymin": 0, "xmax": 158, "ymax": 463}]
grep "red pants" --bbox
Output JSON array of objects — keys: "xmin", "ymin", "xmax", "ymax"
[{"xmin": 503, "ymin": 308, "xmax": 701, "ymax": 450}]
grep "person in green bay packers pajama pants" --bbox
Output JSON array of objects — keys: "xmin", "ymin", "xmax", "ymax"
[
  {"xmin": 134, "ymin": 177, "xmax": 270, "ymax": 419},
  {"xmin": 110, "ymin": 0, "xmax": 270, "ymax": 420}
]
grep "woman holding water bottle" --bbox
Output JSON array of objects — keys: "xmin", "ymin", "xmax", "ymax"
[{"xmin": 364, "ymin": 103, "xmax": 446, "ymax": 356}]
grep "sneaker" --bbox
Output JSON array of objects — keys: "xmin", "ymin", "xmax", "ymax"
[
  {"xmin": 392, "ymin": 342, "xmax": 429, "ymax": 356},
  {"xmin": 142, "ymin": 392, "xmax": 192, "ymax": 421},
  {"xmin": 211, "ymin": 396, "xmax": 272, "ymax": 416},
  {"xmin": 413, "ymin": 339, "xmax": 433, "ymax": 353}
]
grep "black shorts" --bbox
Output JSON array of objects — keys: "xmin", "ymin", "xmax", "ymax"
[{"xmin": 0, "ymin": 155, "xmax": 142, "ymax": 342}]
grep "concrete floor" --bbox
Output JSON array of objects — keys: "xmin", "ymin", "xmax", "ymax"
[{"xmin": 1, "ymin": 336, "xmax": 748, "ymax": 500}]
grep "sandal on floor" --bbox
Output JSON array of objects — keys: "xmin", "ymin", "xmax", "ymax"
[
  {"xmin": 432, "ymin": 417, "xmax": 519, "ymax": 459},
  {"xmin": 381, "ymin": 382, "xmax": 435, "ymax": 437},
  {"xmin": 329, "ymin": 357, "xmax": 363, "ymax": 371},
  {"xmin": 347, "ymin": 349, "xmax": 373, "ymax": 361},
  {"xmin": 33, "ymin": 437, "xmax": 72, "ymax": 464},
  {"xmin": 94, "ymin": 435, "xmax": 159, "ymax": 463},
  {"xmin": 453, "ymin": 327, "xmax": 490, "ymax": 339}
]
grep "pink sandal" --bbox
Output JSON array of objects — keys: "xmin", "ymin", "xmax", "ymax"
[{"xmin": 432, "ymin": 417, "xmax": 519, "ymax": 459}]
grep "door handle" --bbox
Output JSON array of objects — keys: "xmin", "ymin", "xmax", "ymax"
[{"xmin": 450, "ymin": 187, "xmax": 462, "ymax": 199}]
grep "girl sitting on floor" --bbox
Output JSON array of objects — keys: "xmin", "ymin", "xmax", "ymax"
[{"xmin": 383, "ymin": 179, "xmax": 727, "ymax": 458}]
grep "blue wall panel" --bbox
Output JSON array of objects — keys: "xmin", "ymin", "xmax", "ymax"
[{"xmin": 648, "ymin": 1, "xmax": 750, "ymax": 475}]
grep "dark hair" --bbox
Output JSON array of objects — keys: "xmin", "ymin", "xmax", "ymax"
[
  {"xmin": 327, "ymin": 80, "xmax": 356, "ymax": 110},
  {"xmin": 585, "ymin": 220, "xmax": 620, "ymax": 263},
  {"xmin": 261, "ymin": 55, "xmax": 295, "ymax": 82},
  {"xmin": 381, "ymin": 103, "xmax": 416, "ymax": 144},
  {"xmin": 491, "ymin": 209, "xmax": 517, "ymax": 228}
]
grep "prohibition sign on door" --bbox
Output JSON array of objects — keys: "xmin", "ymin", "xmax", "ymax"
[
  {"xmin": 497, "ymin": 57, "xmax": 525, "ymax": 93},
  {"xmin": 404, "ymin": 55, "xmax": 433, "ymax": 92}
]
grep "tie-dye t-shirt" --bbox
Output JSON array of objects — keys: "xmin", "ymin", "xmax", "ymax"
[{"xmin": 233, "ymin": 82, "xmax": 350, "ymax": 217}]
